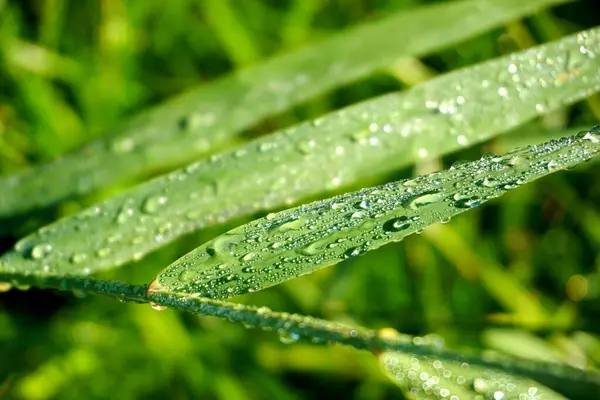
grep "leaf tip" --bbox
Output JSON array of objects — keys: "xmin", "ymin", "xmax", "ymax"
[{"xmin": 146, "ymin": 277, "xmax": 166, "ymax": 296}]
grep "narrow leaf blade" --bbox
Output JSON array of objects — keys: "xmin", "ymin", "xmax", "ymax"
[
  {"xmin": 2, "ymin": 27, "xmax": 598, "ymax": 277},
  {"xmin": 380, "ymin": 351, "xmax": 568, "ymax": 399},
  {"xmin": 148, "ymin": 129, "xmax": 600, "ymax": 298},
  {"xmin": 0, "ymin": 0, "xmax": 568, "ymax": 220}
]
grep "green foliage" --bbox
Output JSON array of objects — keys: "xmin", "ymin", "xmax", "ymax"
[
  {"xmin": 0, "ymin": 0, "xmax": 567, "ymax": 222},
  {"xmin": 1, "ymin": 1, "xmax": 600, "ymax": 399},
  {"xmin": 3, "ymin": 25, "xmax": 598, "ymax": 279}
]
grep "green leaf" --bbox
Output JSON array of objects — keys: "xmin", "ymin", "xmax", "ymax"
[
  {"xmin": 2, "ymin": 26, "xmax": 599, "ymax": 278},
  {"xmin": 2, "ymin": 271, "xmax": 599, "ymax": 398},
  {"xmin": 380, "ymin": 350, "xmax": 567, "ymax": 399},
  {"xmin": 0, "ymin": 0, "xmax": 568, "ymax": 221},
  {"xmin": 148, "ymin": 128, "xmax": 600, "ymax": 298}
]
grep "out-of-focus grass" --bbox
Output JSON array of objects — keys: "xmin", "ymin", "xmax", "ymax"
[{"xmin": 0, "ymin": 1, "xmax": 599, "ymax": 399}]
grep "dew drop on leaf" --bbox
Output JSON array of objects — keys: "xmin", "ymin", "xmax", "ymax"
[
  {"xmin": 408, "ymin": 193, "xmax": 441, "ymax": 210},
  {"xmin": 150, "ymin": 302, "xmax": 168, "ymax": 311},
  {"xmin": 31, "ymin": 243, "xmax": 52, "ymax": 260},
  {"xmin": 382, "ymin": 216, "xmax": 411, "ymax": 233},
  {"xmin": 142, "ymin": 195, "xmax": 168, "ymax": 214},
  {"xmin": 70, "ymin": 253, "xmax": 87, "ymax": 264},
  {"xmin": 278, "ymin": 330, "xmax": 300, "ymax": 344},
  {"xmin": 453, "ymin": 194, "xmax": 481, "ymax": 209}
]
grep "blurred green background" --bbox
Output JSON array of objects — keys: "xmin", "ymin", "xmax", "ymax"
[{"xmin": 1, "ymin": 0, "xmax": 600, "ymax": 399}]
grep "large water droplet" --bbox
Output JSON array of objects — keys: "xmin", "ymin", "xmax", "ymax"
[
  {"xmin": 477, "ymin": 177, "xmax": 498, "ymax": 188},
  {"xmin": 408, "ymin": 192, "xmax": 441, "ymax": 210},
  {"xmin": 31, "ymin": 243, "xmax": 52, "ymax": 260},
  {"xmin": 382, "ymin": 216, "xmax": 411, "ymax": 232},
  {"xmin": 142, "ymin": 195, "xmax": 168, "ymax": 214},
  {"xmin": 70, "ymin": 253, "xmax": 87, "ymax": 264},
  {"xmin": 453, "ymin": 194, "xmax": 481, "ymax": 209},
  {"xmin": 582, "ymin": 127, "xmax": 600, "ymax": 143}
]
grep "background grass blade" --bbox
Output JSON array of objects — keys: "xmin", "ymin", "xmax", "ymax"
[
  {"xmin": 0, "ymin": 0, "xmax": 568, "ymax": 221},
  {"xmin": 148, "ymin": 129, "xmax": 600, "ymax": 299},
  {"xmin": 1, "ymin": 27, "xmax": 598, "ymax": 278},
  {"xmin": 2, "ymin": 271, "xmax": 598, "ymax": 399}
]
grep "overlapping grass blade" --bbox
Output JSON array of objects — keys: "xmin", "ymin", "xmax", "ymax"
[
  {"xmin": 2, "ymin": 271, "xmax": 598, "ymax": 398},
  {"xmin": 147, "ymin": 128, "xmax": 600, "ymax": 298},
  {"xmin": 1, "ymin": 27, "xmax": 598, "ymax": 278},
  {"xmin": 0, "ymin": 0, "xmax": 568, "ymax": 221},
  {"xmin": 379, "ymin": 351, "xmax": 568, "ymax": 399}
]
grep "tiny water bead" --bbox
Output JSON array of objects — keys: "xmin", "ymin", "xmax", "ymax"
[
  {"xmin": 278, "ymin": 330, "xmax": 300, "ymax": 344},
  {"xmin": 31, "ymin": 243, "xmax": 52, "ymax": 260},
  {"xmin": 142, "ymin": 195, "xmax": 168, "ymax": 214},
  {"xmin": 70, "ymin": 253, "xmax": 87, "ymax": 264},
  {"xmin": 110, "ymin": 137, "xmax": 135, "ymax": 153}
]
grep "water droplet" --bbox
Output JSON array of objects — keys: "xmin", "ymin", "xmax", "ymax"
[
  {"xmin": 546, "ymin": 159, "xmax": 562, "ymax": 171},
  {"xmin": 142, "ymin": 195, "xmax": 168, "ymax": 214},
  {"xmin": 344, "ymin": 247, "xmax": 363, "ymax": 258},
  {"xmin": 310, "ymin": 118, "xmax": 323, "ymax": 127},
  {"xmin": 110, "ymin": 137, "xmax": 135, "ymax": 153},
  {"xmin": 477, "ymin": 177, "xmax": 498, "ymax": 188},
  {"xmin": 582, "ymin": 128, "xmax": 600, "ymax": 143},
  {"xmin": 408, "ymin": 192, "xmax": 441, "ymax": 210},
  {"xmin": 453, "ymin": 194, "xmax": 481, "ymax": 209},
  {"xmin": 278, "ymin": 330, "xmax": 300, "ymax": 344},
  {"xmin": 150, "ymin": 302, "xmax": 168, "ymax": 311},
  {"xmin": 96, "ymin": 248, "xmax": 111, "ymax": 258},
  {"xmin": 535, "ymin": 103, "xmax": 546, "ymax": 113},
  {"xmin": 270, "ymin": 217, "xmax": 306, "ymax": 233},
  {"xmin": 31, "ymin": 243, "xmax": 52, "ymax": 260},
  {"xmin": 331, "ymin": 202, "xmax": 345, "ymax": 210},
  {"xmin": 382, "ymin": 216, "xmax": 411, "ymax": 232},
  {"xmin": 116, "ymin": 206, "xmax": 134, "ymax": 224},
  {"xmin": 242, "ymin": 252, "xmax": 257, "ymax": 262},
  {"xmin": 297, "ymin": 139, "xmax": 317, "ymax": 154},
  {"xmin": 353, "ymin": 200, "xmax": 370, "ymax": 210},
  {"xmin": 70, "ymin": 253, "xmax": 87, "ymax": 264}
]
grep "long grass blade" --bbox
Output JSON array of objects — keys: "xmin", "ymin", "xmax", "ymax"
[
  {"xmin": 380, "ymin": 350, "xmax": 568, "ymax": 399},
  {"xmin": 2, "ymin": 271, "xmax": 597, "ymax": 398},
  {"xmin": 148, "ymin": 129, "xmax": 600, "ymax": 298},
  {"xmin": 1, "ymin": 27, "xmax": 598, "ymax": 278},
  {"xmin": 0, "ymin": 0, "xmax": 567, "ymax": 220}
]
